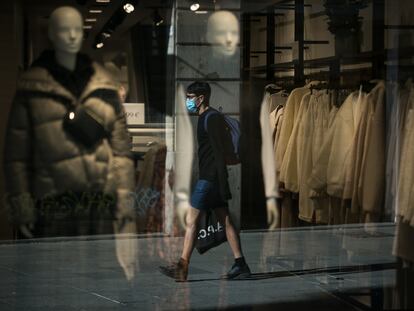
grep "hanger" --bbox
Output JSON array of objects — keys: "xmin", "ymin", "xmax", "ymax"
[{"xmin": 265, "ymin": 84, "xmax": 282, "ymax": 95}]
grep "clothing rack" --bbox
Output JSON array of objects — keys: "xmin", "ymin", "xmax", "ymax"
[{"xmin": 244, "ymin": 0, "xmax": 414, "ymax": 90}]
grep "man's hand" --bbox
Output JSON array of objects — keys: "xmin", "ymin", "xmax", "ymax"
[{"xmin": 266, "ymin": 198, "xmax": 280, "ymax": 229}]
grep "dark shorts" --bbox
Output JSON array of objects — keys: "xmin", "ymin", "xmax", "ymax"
[{"xmin": 190, "ymin": 179, "xmax": 228, "ymax": 211}]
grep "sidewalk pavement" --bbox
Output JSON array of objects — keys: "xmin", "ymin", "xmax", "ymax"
[{"xmin": 0, "ymin": 223, "xmax": 396, "ymax": 310}]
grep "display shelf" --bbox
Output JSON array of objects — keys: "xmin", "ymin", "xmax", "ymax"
[{"xmin": 245, "ymin": 45, "xmax": 414, "ymax": 75}]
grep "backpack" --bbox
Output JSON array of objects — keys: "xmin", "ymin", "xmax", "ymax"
[{"xmin": 204, "ymin": 110, "xmax": 241, "ymax": 165}]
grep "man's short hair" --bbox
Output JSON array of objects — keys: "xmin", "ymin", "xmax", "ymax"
[{"xmin": 187, "ymin": 82, "xmax": 211, "ymax": 104}]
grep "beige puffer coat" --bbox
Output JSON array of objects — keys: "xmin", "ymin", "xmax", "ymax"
[{"xmin": 4, "ymin": 62, "xmax": 135, "ymax": 224}]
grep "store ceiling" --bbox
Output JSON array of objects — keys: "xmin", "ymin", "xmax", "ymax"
[
  {"xmin": 20, "ymin": 0, "xmax": 293, "ymax": 57},
  {"xmin": 22, "ymin": 0, "xmax": 172, "ymax": 55}
]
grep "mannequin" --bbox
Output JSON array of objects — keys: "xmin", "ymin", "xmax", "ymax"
[
  {"xmin": 260, "ymin": 93, "xmax": 281, "ymax": 229},
  {"xmin": 18, "ymin": 6, "xmax": 84, "ymax": 238},
  {"xmin": 174, "ymin": 85, "xmax": 195, "ymax": 230},
  {"xmin": 206, "ymin": 11, "xmax": 240, "ymax": 58},
  {"xmin": 4, "ymin": 6, "xmax": 136, "ymax": 280}
]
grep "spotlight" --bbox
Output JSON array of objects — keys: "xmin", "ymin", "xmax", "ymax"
[
  {"xmin": 102, "ymin": 31, "xmax": 112, "ymax": 38},
  {"xmin": 153, "ymin": 10, "xmax": 164, "ymax": 26},
  {"xmin": 190, "ymin": 3, "xmax": 200, "ymax": 11},
  {"xmin": 96, "ymin": 42, "xmax": 104, "ymax": 49},
  {"xmin": 123, "ymin": 3, "xmax": 135, "ymax": 13}
]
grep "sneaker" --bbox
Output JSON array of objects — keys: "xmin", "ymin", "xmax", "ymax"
[
  {"xmin": 159, "ymin": 258, "xmax": 189, "ymax": 281},
  {"xmin": 226, "ymin": 262, "xmax": 251, "ymax": 279}
]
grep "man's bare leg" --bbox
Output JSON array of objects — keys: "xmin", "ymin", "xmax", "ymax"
[
  {"xmin": 214, "ymin": 207, "xmax": 242, "ymax": 259},
  {"xmin": 214, "ymin": 207, "xmax": 250, "ymax": 279},
  {"xmin": 159, "ymin": 207, "xmax": 203, "ymax": 281}
]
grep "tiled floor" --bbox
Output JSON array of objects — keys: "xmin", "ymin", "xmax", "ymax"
[{"xmin": 0, "ymin": 223, "xmax": 396, "ymax": 310}]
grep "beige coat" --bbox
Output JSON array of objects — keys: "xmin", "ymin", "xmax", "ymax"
[
  {"xmin": 309, "ymin": 91, "xmax": 362, "ymax": 198},
  {"xmin": 342, "ymin": 82, "xmax": 385, "ymax": 220},
  {"xmin": 280, "ymin": 93, "xmax": 311, "ymax": 191},
  {"xmin": 4, "ymin": 63, "xmax": 135, "ymax": 224},
  {"xmin": 398, "ymin": 97, "xmax": 414, "ymax": 226},
  {"xmin": 270, "ymin": 105, "xmax": 284, "ymax": 179},
  {"xmin": 275, "ymin": 86, "xmax": 310, "ymax": 174},
  {"xmin": 298, "ymin": 91, "xmax": 334, "ymax": 222},
  {"xmin": 342, "ymin": 89, "xmax": 370, "ymax": 201},
  {"xmin": 356, "ymin": 82, "xmax": 386, "ymax": 219},
  {"xmin": 386, "ymin": 82, "xmax": 412, "ymax": 217}
]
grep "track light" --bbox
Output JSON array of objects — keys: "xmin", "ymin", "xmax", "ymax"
[
  {"xmin": 102, "ymin": 31, "xmax": 112, "ymax": 38},
  {"xmin": 153, "ymin": 10, "xmax": 164, "ymax": 26},
  {"xmin": 94, "ymin": 32, "xmax": 107, "ymax": 49},
  {"xmin": 123, "ymin": 3, "xmax": 135, "ymax": 13},
  {"xmin": 190, "ymin": 3, "xmax": 200, "ymax": 11}
]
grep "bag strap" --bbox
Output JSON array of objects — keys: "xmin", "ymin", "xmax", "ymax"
[{"xmin": 203, "ymin": 110, "xmax": 220, "ymax": 132}]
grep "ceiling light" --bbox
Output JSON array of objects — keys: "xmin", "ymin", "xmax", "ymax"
[
  {"xmin": 190, "ymin": 3, "xmax": 200, "ymax": 11},
  {"xmin": 195, "ymin": 10, "xmax": 208, "ymax": 14},
  {"xmin": 123, "ymin": 3, "xmax": 135, "ymax": 13},
  {"xmin": 85, "ymin": 18, "xmax": 97, "ymax": 22},
  {"xmin": 83, "ymin": 25, "xmax": 93, "ymax": 29},
  {"xmin": 96, "ymin": 42, "xmax": 104, "ymax": 49},
  {"xmin": 153, "ymin": 10, "xmax": 164, "ymax": 26},
  {"xmin": 96, "ymin": 0, "xmax": 110, "ymax": 3},
  {"xmin": 102, "ymin": 31, "xmax": 111, "ymax": 38},
  {"xmin": 89, "ymin": 9, "xmax": 103, "ymax": 13}
]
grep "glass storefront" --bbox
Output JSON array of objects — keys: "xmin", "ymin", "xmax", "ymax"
[{"xmin": 0, "ymin": 0, "xmax": 413, "ymax": 309}]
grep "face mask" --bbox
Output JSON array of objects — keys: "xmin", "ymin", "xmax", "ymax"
[{"xmin": 186, "ymin": 97, "xmax": 199, "ymax": 113}]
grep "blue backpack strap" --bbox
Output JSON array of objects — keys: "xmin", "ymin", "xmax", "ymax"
[{"xmin": 203, "ymin": 110, "xmax": 220, "ymax": 132}]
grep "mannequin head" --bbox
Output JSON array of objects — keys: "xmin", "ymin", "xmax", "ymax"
[
  {"xmin": 206, "ymin": 11, "xmax": 239, "ymax": 58},
  {"xmin": 48, "ymin": 6, "xmax": 83, "ymax": 55}
]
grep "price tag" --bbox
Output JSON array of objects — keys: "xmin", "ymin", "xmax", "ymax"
[{"xmin": 123, "ymin": 103, "xmax": 145, "ymax": 125}]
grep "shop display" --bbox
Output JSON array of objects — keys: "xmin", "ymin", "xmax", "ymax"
[{"xmin": 1, "ymin": 0, "xmax": 414, "ymax": 309}]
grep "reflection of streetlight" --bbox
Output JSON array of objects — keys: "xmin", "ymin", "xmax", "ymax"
[
  {"xmin": 190, "ymin": 3, "xmax": 200, "ymax": 11},
  {"xmin": 123, "ymin": 3, "xmax": 135, "ymax": 13}
]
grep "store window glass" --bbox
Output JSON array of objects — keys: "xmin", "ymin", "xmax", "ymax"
[{"xmin": 0, "ymin": 0, "xmax": 414, "ymax": 310}]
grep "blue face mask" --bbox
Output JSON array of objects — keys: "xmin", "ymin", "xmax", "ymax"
[{"xmin": 186, "ymin": 97, "xmax": 199, "ymax": 113}]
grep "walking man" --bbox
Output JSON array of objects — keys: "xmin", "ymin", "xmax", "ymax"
[{"xmin": 161, "ymin": 82, "xmax": 250, "ymax": 281}]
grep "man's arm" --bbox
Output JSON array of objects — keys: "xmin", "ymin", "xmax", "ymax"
[{"xmin": 206, "ymin": 113, "xmax": 231, "ymax": 200}]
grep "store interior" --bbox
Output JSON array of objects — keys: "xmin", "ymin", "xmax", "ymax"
[{"xmin": 0, "ymin": 0, "xmax": 414, "ymax": 309}]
